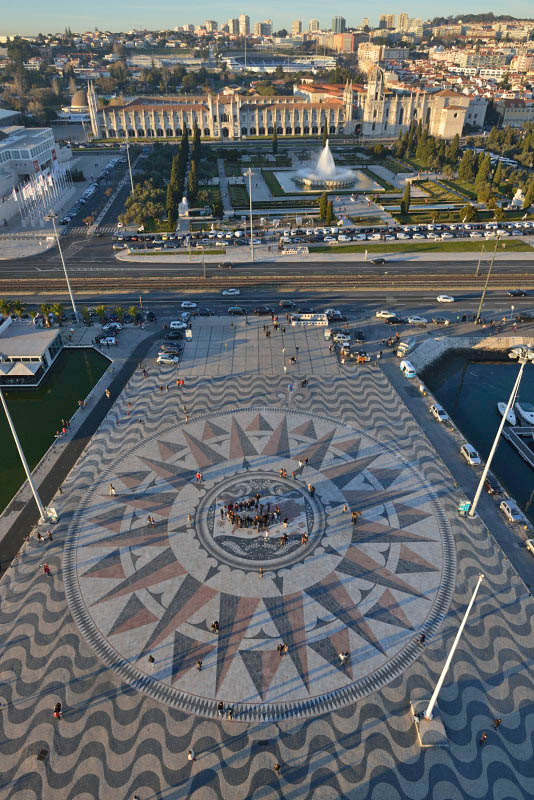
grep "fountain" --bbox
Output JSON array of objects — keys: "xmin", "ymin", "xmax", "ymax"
[{"xmin": 295, "ymin": 140, "xmax": 356, "ymax": 189}]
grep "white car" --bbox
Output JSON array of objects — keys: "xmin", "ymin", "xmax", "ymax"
[
  {"xmin": 169, "ymin": 320, "xmax": 187, "ymax": 330},
  {"xmin": 430, "ymin": 403, "xmax": 450, "ymax": 423},
  {"xmin": 333, "ymin": 333, "xmax": 351, "ymax": 344},
  {"xmin": 376, "ymin": 310, "xmax": 396, "ymax": 319},
  {"xmin": 98, "ymin": 336, "xmax": 117, "ymax": 346},
  {"xmin": 102, "ymin": 322, "xmax": 122, "ymax": 332},
  {"xmin": 157, "ymin": 354, "xmax": 180, "ymax": 365},
  {"xmin": 397, "ymin": 232, "xmax": 410, "ymax": 239},
  {"xmin": 408, "ymin": 315, "xmax": 427, "ymax": 325},
  {"xmin": 181, "ymin": 301, "xmax": 197, "ymax": 309},
  {"xmin": 437, "ymin": 295, "xmax": 455, "ymax": 303},
  {"xmin": 460, "ymin": 443, "xmax": 481, "ymax": 466},
  {"xmin": 325, "ymin": 308, "xmax": 341, "ymax": 316},
  {"xmin": 222, "ymin": 288, "xmax": 240, "ymax": 296},
  {"xmin": 500, "ymin": 499, "xmax": 523, "ymax": 524}
]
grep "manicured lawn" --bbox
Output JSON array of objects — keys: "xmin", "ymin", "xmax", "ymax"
[
  {"xmin": 440, "ymin": 179, "xmax": 477, "ymax": 200},
  {"xmin": 224, "ymin": 162, "xmax": 243, "ymax": 177},
  {"xmin": 261, "ymin": 170, "xmax": 286, "ymax": 197},
  {"xmin": 228, "ymin": 184, "xmax": 250, "ymax": 207},
  {"xmin": 198, "ymin": 186, "xmax": 222, "ymax": 207},
  {"xmin": 141, "ymin": 218, "xmax": 174, "ymax": 233},
  {"xmin": 383, "ymin": 157, "xmax": 411, "ymax": 174},
  {"xmin": 414, "ymin": 180, "xmax": 461, "ymax": 203},
  {"xmin": 360, "ymin": 168, "xmax": 396, "ymax": 192},
  {"xmin": 313, "ymin": 239, "xmax": 533, "ymax": 254},
  {"xmin": 0, "ymin": 348, "xmax": 110, "ymax": 513}
]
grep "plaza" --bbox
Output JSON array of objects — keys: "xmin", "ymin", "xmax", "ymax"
[{"xmin": 0, "ymin": 315, "xmax": 533, "ymax": 799}]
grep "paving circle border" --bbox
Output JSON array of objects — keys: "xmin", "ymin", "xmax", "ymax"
[{"xmin": 63, "ymin": 406, "xmax": 457, "ymax": 722}]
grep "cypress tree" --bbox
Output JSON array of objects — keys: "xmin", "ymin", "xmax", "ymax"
[
  {"xmin": 272, "ymin": 129, "xmax": 278, "ymax": 155},
  {"xmin": 400, "ymin": 182, "xmax": 411, "ymax": 215},
  {"xmin": 319, "ymin": 191, "xmax": 328, "ymax": 219},
  {"xmin": 188, "ymin": 160, "xmax": 198, "ymax": 204},
  {"xmin": 325, "ymin": 200, "xmax": 333, "ymax": 225}
]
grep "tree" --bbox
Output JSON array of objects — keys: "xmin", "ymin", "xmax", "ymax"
[
  {"xmin": 319, "ymin": 192, "xmax": 328, "ymax": 219},
  {"xmin": 400, "ymin": 182, "xmax": 411, "ymax": 215},
  {"xmin": 114, "ymin": 306, "xmax": 124, "ymax": 322},
  {"xmin": 81, "ymin": 307, "xmax": 91, "ymax": 325},
  {"xmin": 188, "ymin": 161, "xmax": 198, "ymax": 205},
  {"xmin": 325, "ymin": 200, "xmax": 334, "ymax": 226},
  {"xmin": 492, "ymin": 161, "xmax": 504, "ymax": 185},
  {"xmin": 166, "ymin": 183, "xmax": 177, "ymax": 229},
  {"xmin": 458, "ymin": 204, "xmax": 477, "ymax": 222},
  {"xmin": 51, "ymin": 303, "xmax": 64, "ymax": 322},
  {"xmin": 39, "ymin": 303, "xmax": 52, "ymax": 326},
  {"xmin": 10, "ymin": 300, "xmax": 25, "ymax": 318},
  {"xmin": 272, "ymin": 129, "xmax": 278, "ymax": 155},
  {"xmin": 523, "ymin": 181, "xmax": 534, "ymax": 210},
  {"xmin": 475, "ymin": 154, "xmax": 492, "ymax": 202},
  {"xmin": 95, "ymin": 305, "xmax": 107, "ymax": 323},
  {"xmin": 458, "ymin": 150, "xmax": 476, "ymax": 183},
  {"xmin": 127, "ymin": 305, "xmax": 138, "ymax": 322},
  {"xmin": 322, "ymin": 126, "xmax": 328, "ymax": 148},
  {"xmin": 0, "ymin": 298, "xmax": 13, "ymax": 316}
]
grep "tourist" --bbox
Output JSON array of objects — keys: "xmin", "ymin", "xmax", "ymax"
[
  {"xmin": 47, "ymin": 530, "xmax": 53, "ymax": 542},
  {"xmin": 187, "ymin": 749, "xmax": 196, "ymax": 762},
  {"xmin": 211, "ymin": 620, "xmax": 219, "ymax": 633},
  {"xmin": 53, "ymin": 702, "xmax": 62, "ymax": 719},
  {"xmin": 109, "ymin": 484, "xmax": 116, "ymax": 496},
  {"xmin": 105, "ymin": 388, "xmax": 111, "ymax": 399},
  {"xmin": 42, "ymin": 563, "xmax": 51, "ymax": 576},
  {"xmin": 217, "ymin": 700, "xmax": 224, "ymax": 717},
  {"xmin": 480, "ymin": 732, "xmax": 487, "ymax": 745},
  {"xmin": 37, "ymin": 532, "xmax": 44, "ymax": 542},
  {"xmin": 226, "ymin": 706, "xmax": 234, "ymax": 719},
  {"xmin": 339, "ymin": 652, "xmax": 349, "ymax": 666},
  {"xmin": 147, "ymin": 515, "xmax": 155, "ymax": 527},
  {"xmin": 274, "ymin": 762, "xmax": 281, "ymax": 775},
  {"xmin": 196, "ymin": 659, "xmax": 202, "ymax": 671},
  {"xmin": 493, "ymin": 718, "xmax": 502, "ymax": 729}
]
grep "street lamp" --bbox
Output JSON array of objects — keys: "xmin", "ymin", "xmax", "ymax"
[
  {"xmin": 0, "ymin": 389, "xmax": 55, "ymax": 523},
  {"xmin": 244, "ymin": 167, "xmax": 254, "ymax": 263},
  {"xmin": 45, "ymin": 211, "xmax": 79, "ymax": 323},
  {"xmin": 124, "ymin": 139, "xmax": 134, "ymax": 194},
  {"xmin": 474, "ymin": 235, "xmax": 502, "ymax": 325},
  {"xmin": 468, "ymin": 348, "xmax": 530, "ymax": 518}
]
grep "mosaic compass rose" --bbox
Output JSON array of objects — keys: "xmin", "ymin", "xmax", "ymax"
[{"xmin": 64, "ymin": 407, "xmax": 455, "ymax": 721}]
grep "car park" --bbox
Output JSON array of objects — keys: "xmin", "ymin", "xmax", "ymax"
[
  {"xmin": 499, "ymin": 499, "xmax": 522, "ymax": 523},
  {"xmin": 460, "ymin": 443, "xmax": 481, "ymax": 466},
  {"xmin": 333, "ymin": 333, "xmax": 351, "ymax": 344},
  {"xmin": 156, "ymin": 354, "xmax": 180, "ymax": 365},
  {"xmin": 437, "ymin": 295, "xmax": 455, "ymax": 303},
  {"xmin": 159, "ymin": 344, "xmax": 181, "ymax": 355},
  {"xmin": 222, "ymin": 288, "xmax": 240, "ymax": 296},
  {"xmin": 430, "ymin": 403, "xmax": 450, "ymax": 423}
]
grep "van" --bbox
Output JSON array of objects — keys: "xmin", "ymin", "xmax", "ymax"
[
  {"xmin": 400, "ymin": 360, "xmax": 416, "ymax": 378},
  {"xmin": 396, "ymin": 338, "xmax": 417, "ymax": 358}
]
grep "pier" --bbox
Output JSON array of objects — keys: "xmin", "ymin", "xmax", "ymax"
[{"xmin": 502, "ymin": 426, "xmax": 534, "ymax": 468}]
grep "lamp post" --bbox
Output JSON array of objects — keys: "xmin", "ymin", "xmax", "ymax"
[
  {"xmin": 244, "ymin": 167, "xmax": 254, "ymax": 263},
  {"xmin": 468, "ymin": 349, "xmax": 529, "ymax": 518},
  {"xmin": 125, "ymin": 140, "xmax": 134, "ymax": 194},
  {"xmin": 45, "ymin": 211, "xmax": 79, "ymax": 323},
  {"xmin": 423, "ymin": 573, "xmax": 484, "ymax": 721},
  {"xmin": 0, "ymin": 389, "xmax": 51, "ymax": 523},
  {"xmin": 475, "ymin": 236, "xmax": 501, "ymax": 324},
  {"xmin": 475, "ymin": 243, "xmax": 486, "ymax": 277}
]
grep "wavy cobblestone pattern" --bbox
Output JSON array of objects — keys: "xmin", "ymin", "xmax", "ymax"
[{"xmin": 0, "ymin": 370, "xmax": 533, "ymax": 799}]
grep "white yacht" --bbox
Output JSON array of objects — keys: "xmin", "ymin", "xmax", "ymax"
[
  {"xmin": 497, "ymin": 402, "xmax": 517, "ymax": 425},
  {"xmin": 516, "ymin": 401, "xmax": 534, "ymax": 425}
]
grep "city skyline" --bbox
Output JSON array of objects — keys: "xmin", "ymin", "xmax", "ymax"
[{"xmin": 2, "ymin": 0, "xmax": 534, "ymax": 36}]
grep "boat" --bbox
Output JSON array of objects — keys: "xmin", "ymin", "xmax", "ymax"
[
  {"xmin": 516, "ymin": 401, "xmax": 534, "ymax": 425},
  {"xmin": 508, "ymin": 347, "xmax": 534, "ymax": 360},
  {"xmin": 497, "ymin": 402, "xmax": 516, "ymax": 425}
]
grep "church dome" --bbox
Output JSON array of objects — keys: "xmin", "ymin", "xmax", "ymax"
[{"xmin": 71, "ymin": 89, "xmax": 88, "ymax": 109}]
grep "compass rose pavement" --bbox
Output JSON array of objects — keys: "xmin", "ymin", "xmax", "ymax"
[{"xmin": 1, "ymin": 367, "xmax": 534, "ymax": 800}]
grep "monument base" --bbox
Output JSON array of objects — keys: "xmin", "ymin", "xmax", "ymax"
[{"xmin": 410, "ymin": 699, "xmax": 449, "ymax": 748}]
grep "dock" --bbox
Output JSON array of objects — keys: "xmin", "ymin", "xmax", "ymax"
[{"xmin": 502, "ymin": 426, "xmax": 534, "ymax": 468}]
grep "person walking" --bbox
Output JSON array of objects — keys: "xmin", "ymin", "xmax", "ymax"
[
  {"xmin": 37, "ymin": 532, "xmax": 44, "ymax": 542},
  {"xmin": 480, "ymin": 732, "xmax": 487, "ymax": 745},
  {"xmin": 53, "ymin": 702, "xmax": 62, "ymax": 719},
  {"xmin": 47, "ymin": 530, "xmax": 53, "ymax": 542},
  {"xmin": 493, "ymin": 718, "xmax": 502, "ymax": 729},
  {"xmin": 196, "ymin": 659, "xmax": 203, "ymax": 671},
  {"xmin": 274, "ymin": 762, "xmax": 280, "ymax": 775},
  {"xmin": 217, "ymin": 700, "xmax": 224, "ymax": 717},
  {"xmin": 226, "ymin": 706, "xmax": 234, "ymax": 719},
  {"xmin": 147, "ymin": 515, "xmax": 155, "ymax": 527},
  {"xmin": 339, "ymin": 651, "xmax": 349, "ymax": 666},
  {"xmin": 109, "ymin": 483, "xmax": 116, "ymax": 496},
  {"xmin": 187, "ymin": 749, "xmax": 196, "ymax": 763},
  {"xmin": 42, "ymin": 563, "xmax": 51, "ymax": 576},
  {"xmin": 105, "ymin": 388, "xmax": 111, "ymax": 399}
]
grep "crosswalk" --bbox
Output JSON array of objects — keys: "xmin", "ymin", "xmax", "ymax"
[{"xmin": 62, "ymin": 224, "xmax": 117, "ymax": 236}]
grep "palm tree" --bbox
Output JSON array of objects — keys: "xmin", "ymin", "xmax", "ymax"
[
  {"xmin": 29, "ymin": 310, "xmax": 39, "ymax": 324},
  {"xmin": 11, "ymin": 300, "xmax": 25, "ymax": 319},
  {"xmin": 95, "ymin": 304, "xmax": 107, "ymax": 323},
  {"xmin": 128, "ymin": 305, "xmax": 137, "ymax": 323},
  {"xmin": 39, "ymin": 303, "xmax": 52, "ymax": 327},
  {"xmin": 114, "ymin": 306, "xmax": 124, "ymax": 322},
  {"xmin": 0, "ymin": 298, "xmax": 13, "ymax": 317},
  {"xmin": 81, "ymin": 307, "xmax": 91, "ymax": 325},
  {"xmin": 51, "ymin": 303, "xmax": 64, "ymax": 324}
]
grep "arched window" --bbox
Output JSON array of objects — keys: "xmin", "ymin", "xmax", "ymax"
[
  {"xmin": 312, "ymin": 126, "xmax": 318, "ymax": 134},
  {"xmin": 157, "ymin": 129, "xmax": 163, "ymax": 137},
  {"xmin": 128, "ymin": 129, "xmax": 135, "ymax": 137},
  {"xmin": 329, "ymin": 126, "xmax": 335, "ymax": 134},
  {"xmin": 259, "ymin": 127, "xmax": 265, "ymax": 135},
  {"xmin": 222, "ymin": 127, "xmax": 229, "ymax": 138},
  {"xmin": 267, "ymin": 126, "xmax": 273, "ymax": 134},
  {"xmin": 295, "ymin": 126, "xmax": 301, "ymax": 134},
  {"xmin": 204, "ymin": 128, "xmax": 210, "ymax": 136},
  {"xmin": 137, "ymin": 129, "xmax": 144, "ymax": 137},
  {"xmin": 241, "ymin": 128, "xmax": 248, "ymax": 136},
  {"xmin": 303, "ymin": 126, "xmax": 309, "ymax": 134},
  {"xmin": 277, "ymin": 127, "xmax": 283, "ymax": 134},
  {"xmin": 166, "ymin": 128, "xmax": 173, "ymax": 136},
  {"xmin": 250, "ymin": 127, "xmax": 256, "ymax": 135},
  {"xmin": 285, "ymin": 127, "xmax": 292, "ymax": 134},
  {"xmin": 175, "ymin": 128, "xmax": 182, "ymax": 136},
  {"xmin": 118, "ymin": 129, "xmax": 126, "ymax": 137}
]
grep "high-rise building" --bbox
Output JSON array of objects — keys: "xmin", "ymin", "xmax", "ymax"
[
  {"xmin": 361, "ymin": 18, "xmax": 370, "ymax": 29},
  {"xmin": 228, "ymin": 18, "xmax": 240, "ymax": 35},
  {"xmin": 397, "ymin": 13, "xmax": 408, "ymax": 31},
  {"xmin": 292, "ymin": 20, "xmax": 303, "ymax": 35},
  {"xmin": 239, "ymin": 14, "xmax": 250, "ymax": 36},
  {"xmin": 379, "ymin": 14, "xmax": 395, "ymax": 29},
  {"xmin": 309, "ymin": 19, "xmax": 320, "ymax": 32},
  {"xmin": 254, "ymin": 20, "xmax": 273, "ymax": 36},
  {"xmin": 332, "ymin": 16, "xmax": 346, "ymax": 34},
  {"xmin": 205, "ymin": 20, "xmax": 218, "ymax": 32}
]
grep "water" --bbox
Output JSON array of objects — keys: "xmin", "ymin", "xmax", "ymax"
[
  {"xmin": 424, "ymin": 355, "xmax": 534, "ymax": 521},
  {"xmin": 316, "ymin": 140, "xmax": 337, "ymax": 179}
]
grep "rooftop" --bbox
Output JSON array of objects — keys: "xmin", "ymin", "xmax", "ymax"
[{"xmin": 0, "ymin": 321, "xmax": 60, "ymax": 359}]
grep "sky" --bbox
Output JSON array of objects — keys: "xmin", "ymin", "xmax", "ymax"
[{"xmin": 2, "ymin": 0, "xmax": 533, "ymax": 36}]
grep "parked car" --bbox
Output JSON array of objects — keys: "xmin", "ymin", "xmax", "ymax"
[
  {"xmin": 169, "ymin": 320, "xmax": 187, "ymax": 330},
  {"xmin": 460, "ymin": 443, "xmax": 481, "ymax": 466},
  {"xmin": 98, "ymin": 336, "xmax": 117, "ymax": 346},
  {"xmin": 102, "ymin": 322, "xmax": 122, "ymax": 332},
  {"xmin": 499, "ymin": 499, "xmax": 522, "ymax": 523},
  {"xmin": 430, "ymin": 403, "xmax": 450, "ymax": 423},
  {"xmin": 156, "ymin": 353, "xmax": 180, "ymax": 365},
  {"xmin": 408, "ymin": 315, "xmax": 427, "ymax": 326},
  {"xmin": 165, "ymin": 330, "xmax": 184, "ymax": 340},
  {"xmin": 484, "ymin": 472, "xmax": 501, "ymax": 495}
]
